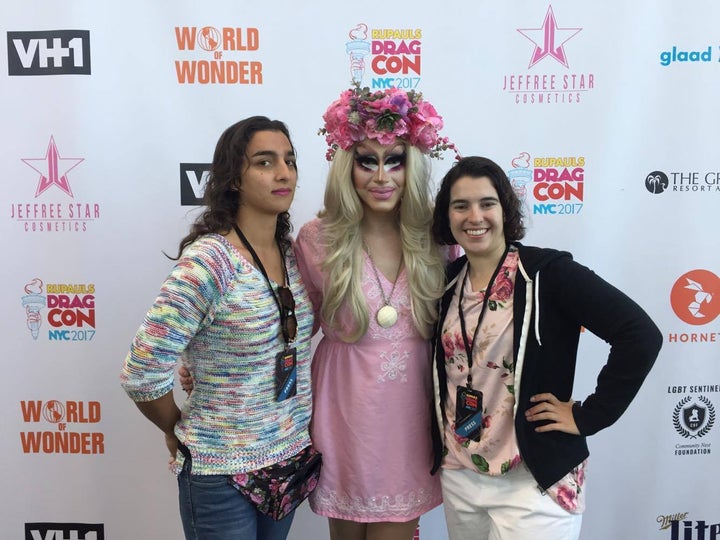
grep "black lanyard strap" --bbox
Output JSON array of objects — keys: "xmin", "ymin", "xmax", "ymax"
[
  {"xmin": 457, "ymin": 246, "xmax": 509, "ymax": 389},
  {"xmin": 231, "ymin": 223, "xmax": 291, "ymax": 344}
]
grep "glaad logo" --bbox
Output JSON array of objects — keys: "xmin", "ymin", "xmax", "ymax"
[
  {"xmin": 673, "ymin": 396, "xmax": 715, "ymax": 439},
  {"xmin": 25, "ymin": 522, "xmax": 104, "ymax": 540},
  {"xmin": 7, "ymin": 30, "xmax": 91, "ymax": 75},
  {"xmin": 180, "ymin": 163, "xmax": 211, "ymax": 206},
  {"xmin": 660, "ymin": 46, "xmax": 714, "ymax": 66}
]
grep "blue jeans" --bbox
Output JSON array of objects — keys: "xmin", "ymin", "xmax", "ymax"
[{"xmin": 177, "ymin": 451, "xmax": 295, "ymax": 540}]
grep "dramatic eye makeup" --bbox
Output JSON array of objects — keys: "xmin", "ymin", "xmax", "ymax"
[{"xmin": 354, "ymin": 151, "xmax": 406, "ymax": 172}]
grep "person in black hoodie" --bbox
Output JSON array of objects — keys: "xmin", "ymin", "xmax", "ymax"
[{"xmin": 429, "ymin": 156, "xmax": 662, "ymax": 540}]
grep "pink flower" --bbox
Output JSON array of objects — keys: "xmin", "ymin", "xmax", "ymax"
[
  {"xmin": 493, "ymin": 272, "xmax": 514, "ymax": 301},
  {"xmin": 318, "ymin": 83, "xmax": 456, "ymax": 160},
  {"xmin": 482, "ymin": 414, "xmax": 492, "ymax": 428},
  {"xmin": 232, "ymin": 473, "xmax": 249, "ymax": 485},
  {"xmin": 442, "ymin": 332, "xmax": 456, "ymax": 357},
  {"xmin": 487, "ymin": 361, "xmax": 499, "ymax": 369},
  {"xmin": 556, "ymin": 486, "xmax": 578, "ymax": 512}
]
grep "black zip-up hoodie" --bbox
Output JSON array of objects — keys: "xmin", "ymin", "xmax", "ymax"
[{"xmin": 431, "ymin": 243, "xmax": 662, "ymax": 490}]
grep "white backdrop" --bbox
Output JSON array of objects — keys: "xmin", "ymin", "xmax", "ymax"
[{"xmin": 3, "ymin": 1, "xmax": 719, "ymax": 539}]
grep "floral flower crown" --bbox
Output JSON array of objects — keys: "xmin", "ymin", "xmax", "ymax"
[{"xmin": 319, "ymin": 83, "xmax": 458, "ymax": 161}]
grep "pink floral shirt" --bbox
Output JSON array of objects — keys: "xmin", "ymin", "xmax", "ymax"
[{"xmin": 441, "ymin": 249, "xmax": 586, "ymax": 514}]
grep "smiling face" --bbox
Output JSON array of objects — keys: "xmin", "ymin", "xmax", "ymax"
[
  {"xmin": 352, "ymin": 138, "xmax": 407, "ymax": 216},
  {"xmin": 238, "ymin": 130, "xmax": 297, "ymax": 218},
  {"xmin": 449, "ymin": 175, "xmax": 507, "ymax": 262}
]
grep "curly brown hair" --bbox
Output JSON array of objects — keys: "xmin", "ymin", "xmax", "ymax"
[{"xmin": 171, "ymin": 116, "xmax": 296, "ymax": 259}]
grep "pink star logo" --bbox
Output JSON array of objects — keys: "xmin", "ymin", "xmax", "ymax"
[
  {"xmin": 22, "ymin": 136, "xmax": 84, "ymax": 198},
  {"xmin": 517, "ymin": 5, "xmax": 582, "ymax": 69}
]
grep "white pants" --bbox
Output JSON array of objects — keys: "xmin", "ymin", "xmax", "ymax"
[{"xmin": 440, "ymin": 466, "xmax": 583, "ymax": 540}]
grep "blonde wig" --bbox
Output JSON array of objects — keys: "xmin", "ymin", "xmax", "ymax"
[{"xmin": 318, "ymin": 144, "xmax": 445, "ymax": 342}]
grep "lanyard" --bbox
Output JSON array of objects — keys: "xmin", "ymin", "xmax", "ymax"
[
  {"xmin": 231, "ymin": 223, "xmax": 290, "ymax": 345},
  {"xmin": 457, "ymin": 246, "xmax": 509, "ymax": 389}
]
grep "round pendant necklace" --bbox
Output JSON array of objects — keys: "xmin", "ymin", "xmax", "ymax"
[{"xmin": 364, "ymin": 241, "xmax": 403, "ymax": 328}]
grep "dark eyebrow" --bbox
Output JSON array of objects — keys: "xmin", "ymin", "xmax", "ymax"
[
  {"xmin": 249, "ymin": 149, "xmax": 295, "ymax": 159},
  {"xmin": 450, "ymin": 196, "xmax": 499, "ymax": 204}
]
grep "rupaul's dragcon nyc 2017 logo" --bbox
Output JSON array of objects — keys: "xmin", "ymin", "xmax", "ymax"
[
  {"xmin": 343, "ymin": 23, "xmax": 423, "ymax": 89},
  {"xmin": 20, "ymin": 278, "xmax": 97, "ymax": 342},
  {"xmin": 507, "ymin": 151, "xmax": 585, "ymax": 216},
  {"xmin": 502, "ymin": 5, "xmax": 594, "ymax": 104}
]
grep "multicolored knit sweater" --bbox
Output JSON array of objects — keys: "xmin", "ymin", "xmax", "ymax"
[{"xmin": 121, "ymin": 234, "xmax": 313, "ymax": 475}]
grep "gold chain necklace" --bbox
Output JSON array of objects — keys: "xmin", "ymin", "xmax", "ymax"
[{"xmin": 363, "ymin": 241, "xmax": 403, "ymax": 328}]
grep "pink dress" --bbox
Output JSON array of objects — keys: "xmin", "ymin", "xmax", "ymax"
[{"xmin": 295, "ymin": 218, "xmax": 442, "ymax": 522}]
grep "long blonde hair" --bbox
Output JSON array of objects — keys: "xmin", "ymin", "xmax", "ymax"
[{"xmin": 318, "ymin": 144, "xmax": 445, "ymax": 342}]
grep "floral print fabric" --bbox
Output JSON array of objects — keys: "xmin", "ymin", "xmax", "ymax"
[
  {"xmin": 229, "ymin": 445, "xmax": 322, "ymax": 520},
  {"xmin": 440, "ymin": 249, "xmax": 586, "ymax": 514}
]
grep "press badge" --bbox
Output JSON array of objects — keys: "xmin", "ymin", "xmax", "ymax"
[
  {"xmin": 275, "ymin": 348, "xmax": 297, "ymax": 401},
  {"xmin": 454, "ymin": 386, "xmax": 483, "ymax": 442}
]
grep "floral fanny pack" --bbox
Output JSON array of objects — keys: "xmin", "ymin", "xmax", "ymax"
[{"xmin": 228, "ymin": 445, "xmax": 322, "ymax": 521}]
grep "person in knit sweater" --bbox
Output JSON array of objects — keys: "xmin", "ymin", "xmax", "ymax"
[{"xmin": 121, "ymin": 116, "xmax": 314, "ymax": 540}]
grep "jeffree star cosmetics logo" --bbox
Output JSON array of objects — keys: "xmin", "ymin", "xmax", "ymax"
[
  {"xmin": 12, "ymin": 137, "xmax": 100, "ymax": 233},
  {"xmin": 503, "ymin": 5, "xmax": 593, "ymax": 105},
  {"xmin": 22, "ymin": 136, "xmax": 84, "ymax": 198},
  {"xmin": 518, "ymin": 5, "xmax": 581, "ymax": 68}
]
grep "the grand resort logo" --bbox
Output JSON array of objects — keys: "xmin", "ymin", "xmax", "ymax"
[
  {"xmin": 11, "ymin": 136, "xmax": 101, "ymax": 233},
  {"xmin": 644, "ymin": 169, "xmax": 720, "ymax": 195},
  {"xmin": 344, "ymin": 22, "xmax": 422, "ymax": 90},
  {"xmin": 503, "ymin": 5, "xmax": 595, "ymax": 104},
  {"xmin": 174, "ymin": 24, "xmax": 263, "ymax": 84}
]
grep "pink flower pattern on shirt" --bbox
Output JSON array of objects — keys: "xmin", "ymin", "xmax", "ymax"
[{"xmin": 441, "ymin": 249, "xmax": 587, "ymax": 514}]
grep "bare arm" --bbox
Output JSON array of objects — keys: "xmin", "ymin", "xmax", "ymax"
[{"xmin": 134, "ymin": 391, "xmax": 181, "ymax": 459}]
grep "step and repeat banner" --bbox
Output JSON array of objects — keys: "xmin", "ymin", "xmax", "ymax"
[{"xmin": 2, "ymin": 1, "xmax": 718, "ymax": 539}]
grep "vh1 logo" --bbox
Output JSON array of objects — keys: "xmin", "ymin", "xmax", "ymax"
[
  {"xmin": 180, "ymin": 163, "xmax": 211, "ymax": 206},
  {"xmin": 7, "ymin": 30, "xmax": 91, "ymax": 75},
  {"xmin": 25, "ymin": 522, "xmax": 104, "ymax": 540}
]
